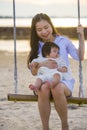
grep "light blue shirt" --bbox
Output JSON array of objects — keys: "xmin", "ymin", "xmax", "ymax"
[{"xmin": 38, "ymin": 35, "xmax": 79, "ymax": 67}]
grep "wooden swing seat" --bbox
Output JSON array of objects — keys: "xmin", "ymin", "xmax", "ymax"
[{"xmin": 8, "ymin": 93, "xmax": 87, "ymax": 104}]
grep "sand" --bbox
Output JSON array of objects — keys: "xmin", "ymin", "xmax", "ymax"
[{"xmin": 0, "ymin": 51, "xmax": 87, "ymax": 130}]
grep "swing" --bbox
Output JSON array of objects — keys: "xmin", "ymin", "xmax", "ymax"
[{"xmin": 8, "ymin": 0, "xmax": 87, "ymax": 105}]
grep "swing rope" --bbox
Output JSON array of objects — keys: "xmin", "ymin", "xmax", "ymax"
[
  {"xmin": 77, "ymin": 0, "xmax": 84, "ymax": 97},
  {"xmin": 13, "ymin": 0, "xmax": 18, "ymax": 94}
]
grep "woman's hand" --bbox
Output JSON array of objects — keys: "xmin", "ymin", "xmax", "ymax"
[
  {"xmin": 77, "ymin": 24, "xmax": 84, "ymax": 35},
  {"xmin": 29, "ymin": 62, "xmax": 39, "ymax": 75}
]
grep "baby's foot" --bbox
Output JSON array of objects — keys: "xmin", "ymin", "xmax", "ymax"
[{"xmin": 29, "ymin": 84, "xmax": 38, "ymax": 91}]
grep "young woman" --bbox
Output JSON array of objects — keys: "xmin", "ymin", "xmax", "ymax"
[{"xmin": 27, "ymin": 13, "xmax": 85, "ymax": 130}]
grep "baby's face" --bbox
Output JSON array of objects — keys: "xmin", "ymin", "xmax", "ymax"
[{"xmin": 49, "ymin": 47, "xmax": 59, "ymax": 58}]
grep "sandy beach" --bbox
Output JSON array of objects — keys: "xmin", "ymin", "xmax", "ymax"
[{"xmin": 0, "ymin": 49, "xmax": 87, "ymax": 130}]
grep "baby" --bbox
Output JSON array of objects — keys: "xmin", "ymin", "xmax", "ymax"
[{"xmin": 29, "ymin": 42, "xmax": 73, "ymax": 91}]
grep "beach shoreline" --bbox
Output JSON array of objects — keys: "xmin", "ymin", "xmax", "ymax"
[{"xmin": 0, "ymin": 26, "xmax": 87, "ymax": 40}]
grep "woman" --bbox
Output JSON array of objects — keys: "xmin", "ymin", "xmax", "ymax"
[{"xmin": 27, "ymin": 13, "xmax": 84, "ymax": 130}]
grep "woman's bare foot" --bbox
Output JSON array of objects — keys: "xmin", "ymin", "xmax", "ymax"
[{"xmin": 62, "ymin": 125, "xmax": 69, "ymax": 130}]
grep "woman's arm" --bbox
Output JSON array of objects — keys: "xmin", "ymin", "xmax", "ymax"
[
  {"xmin": 77, "ymin": 25, "xmax": 85, "ymax": 60},
  {"xmin": 39, "ymin": 59, "xmax": 58, "ymax": 69}
]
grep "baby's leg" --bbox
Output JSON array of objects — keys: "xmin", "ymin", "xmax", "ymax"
[
  {"xmin": 51, "ymin": 73, "xmax": 60, "ymax": 88},
  {"xmin": 29, "ymin": 78, "xmax": 42, "ymax": 91}
]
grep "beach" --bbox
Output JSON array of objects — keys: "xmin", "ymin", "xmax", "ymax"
[
  {"xmin": 0, "ymin": 42, "xmax": 87, "ymax": 130},
  {"xmin": 1, "ymin": 0, "xmax": 87, "ymax": 128}
]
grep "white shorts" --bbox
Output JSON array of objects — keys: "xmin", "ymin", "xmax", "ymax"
[{"xmin": 37, "ymin": 67, "xmax": 62, "ymax": 82}]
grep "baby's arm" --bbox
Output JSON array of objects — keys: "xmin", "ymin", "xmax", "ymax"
[
  {"xmin": 57, "ymin": 56, "xmax": 68, "ymax": 72},
  {"xmin": 58, "ymin": 66, "xmax": 67, "ymax": 72}
]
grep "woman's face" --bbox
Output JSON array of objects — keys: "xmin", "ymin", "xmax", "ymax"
[{"xmin": 35, "ymin": 20, "xmax": 53, "ymax": 42}]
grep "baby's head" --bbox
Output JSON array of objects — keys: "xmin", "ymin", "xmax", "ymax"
[{"xmin": 42, "ymin": 42, "xmax": 60, "ymax": 58}]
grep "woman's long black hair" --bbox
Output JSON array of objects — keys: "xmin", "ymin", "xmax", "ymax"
[{"xmin": 27, "ymin": 13, "xmax": 59, "ymax": 67}]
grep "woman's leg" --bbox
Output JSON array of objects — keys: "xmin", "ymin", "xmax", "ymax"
[
  {"xmin": 51, "ymin": 83, "xmax": 71, "ymax": 130},
  {"xmin": 38, "ymin": 83, "xmax": 51, "ymax": 130}
]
